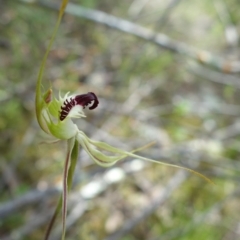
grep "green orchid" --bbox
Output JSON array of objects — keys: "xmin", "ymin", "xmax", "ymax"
[
  {"xmin": 35, "ymin": 1, "xmax": 213, "ymax": 239},
  {"xmin": 37, "ymin": 88, "xmax": 143, "ymax": 166},
  {"xmin": 36, "ymin": 88, "xmax": 213, "ymax": 173}
]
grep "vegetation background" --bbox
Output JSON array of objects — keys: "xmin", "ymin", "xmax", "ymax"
[{"xmin": 1, "ymin": 0, "xmax": 240, "ymax": 239}]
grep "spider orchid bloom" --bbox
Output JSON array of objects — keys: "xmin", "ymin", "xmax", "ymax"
[
  {"xmin": 36, "ymin": 87, "xmax": 215, "ymax": 178},
  {"xmin": 36, "ymin": 88, "xmax": 144, "ymax": 167},
  {"xmin": 36, "ymin": 89, "xmax": 151, "ymax": 167}
]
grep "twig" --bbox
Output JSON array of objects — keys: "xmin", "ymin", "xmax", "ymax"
[{"xmin": 22, "ymin": 0, "xmax": 240, "ymax": 73}]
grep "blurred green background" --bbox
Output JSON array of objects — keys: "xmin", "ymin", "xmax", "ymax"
[{"xmin": 1, "ymin": 0, "xmax": 240, "ymax": 239}]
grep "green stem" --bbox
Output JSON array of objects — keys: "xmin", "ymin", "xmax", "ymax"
[
  {"xmin": 44, "ymin": 140, "xmax": 79, "ymax": 240},
  {"xmin": 62, "ymin": 139, "xmax": 74, "ymax": 240}
]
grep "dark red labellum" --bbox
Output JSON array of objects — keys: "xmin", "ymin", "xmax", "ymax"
[{"xmin": 60, "ymin": 92, "xmax": 99, "ymax": 121}]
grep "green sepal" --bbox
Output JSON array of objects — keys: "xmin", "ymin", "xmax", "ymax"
[{"xmin": 77, "ymin": 131, "xmax": 213, "ymax": 184}]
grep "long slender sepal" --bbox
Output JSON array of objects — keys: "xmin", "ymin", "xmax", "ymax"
[
  {"xmin": 92, "ymin": 139, "xmax": 213, "ymax": 183},
  {"xmin": 77, "ymin": 131, "xmax": 213, "ymax": 184}
]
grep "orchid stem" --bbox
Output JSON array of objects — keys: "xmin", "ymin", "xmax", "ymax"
[{"xmin": 44, "ymin": 141, "xmax": 79, "ymax": 240}]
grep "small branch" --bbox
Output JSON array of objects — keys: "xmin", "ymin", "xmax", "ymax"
[{"xmin": 23, "ymin": 0, "xmax": 240, "ymax": 73}]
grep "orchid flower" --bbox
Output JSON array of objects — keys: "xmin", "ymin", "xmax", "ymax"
[
  {"xmin": 37, "ymin": 88, "xmax": 214, "ymax": 173},
  {"xmin": 37, "ymin": 89, "xmax": 153, "ymax": 167},
  {"xmin": 36, "ymin": 1, "xmax": 212, "ymax": 239}
]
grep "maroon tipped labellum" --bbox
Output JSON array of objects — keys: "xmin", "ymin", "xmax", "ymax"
[{"xmin": 60, "ymin": 92, "xmax": 99, "ymax": 121}]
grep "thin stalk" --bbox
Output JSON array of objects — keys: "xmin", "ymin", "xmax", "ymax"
[
  {"xmin": 44, "ymin": 140, "xmax": 79, "ymax": 240},
  {"xmin": 61, "ymin": 138, "xmax": 74, "ymax": 240}
]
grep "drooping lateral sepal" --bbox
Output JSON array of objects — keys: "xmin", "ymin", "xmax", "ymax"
[
  {"xmin": 76, "ymin": 131, "xmax": 126, "ymax": 167},
  {"xmin": 76, "ymin": 131, "xmax": 213, "ymax": 184}
]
